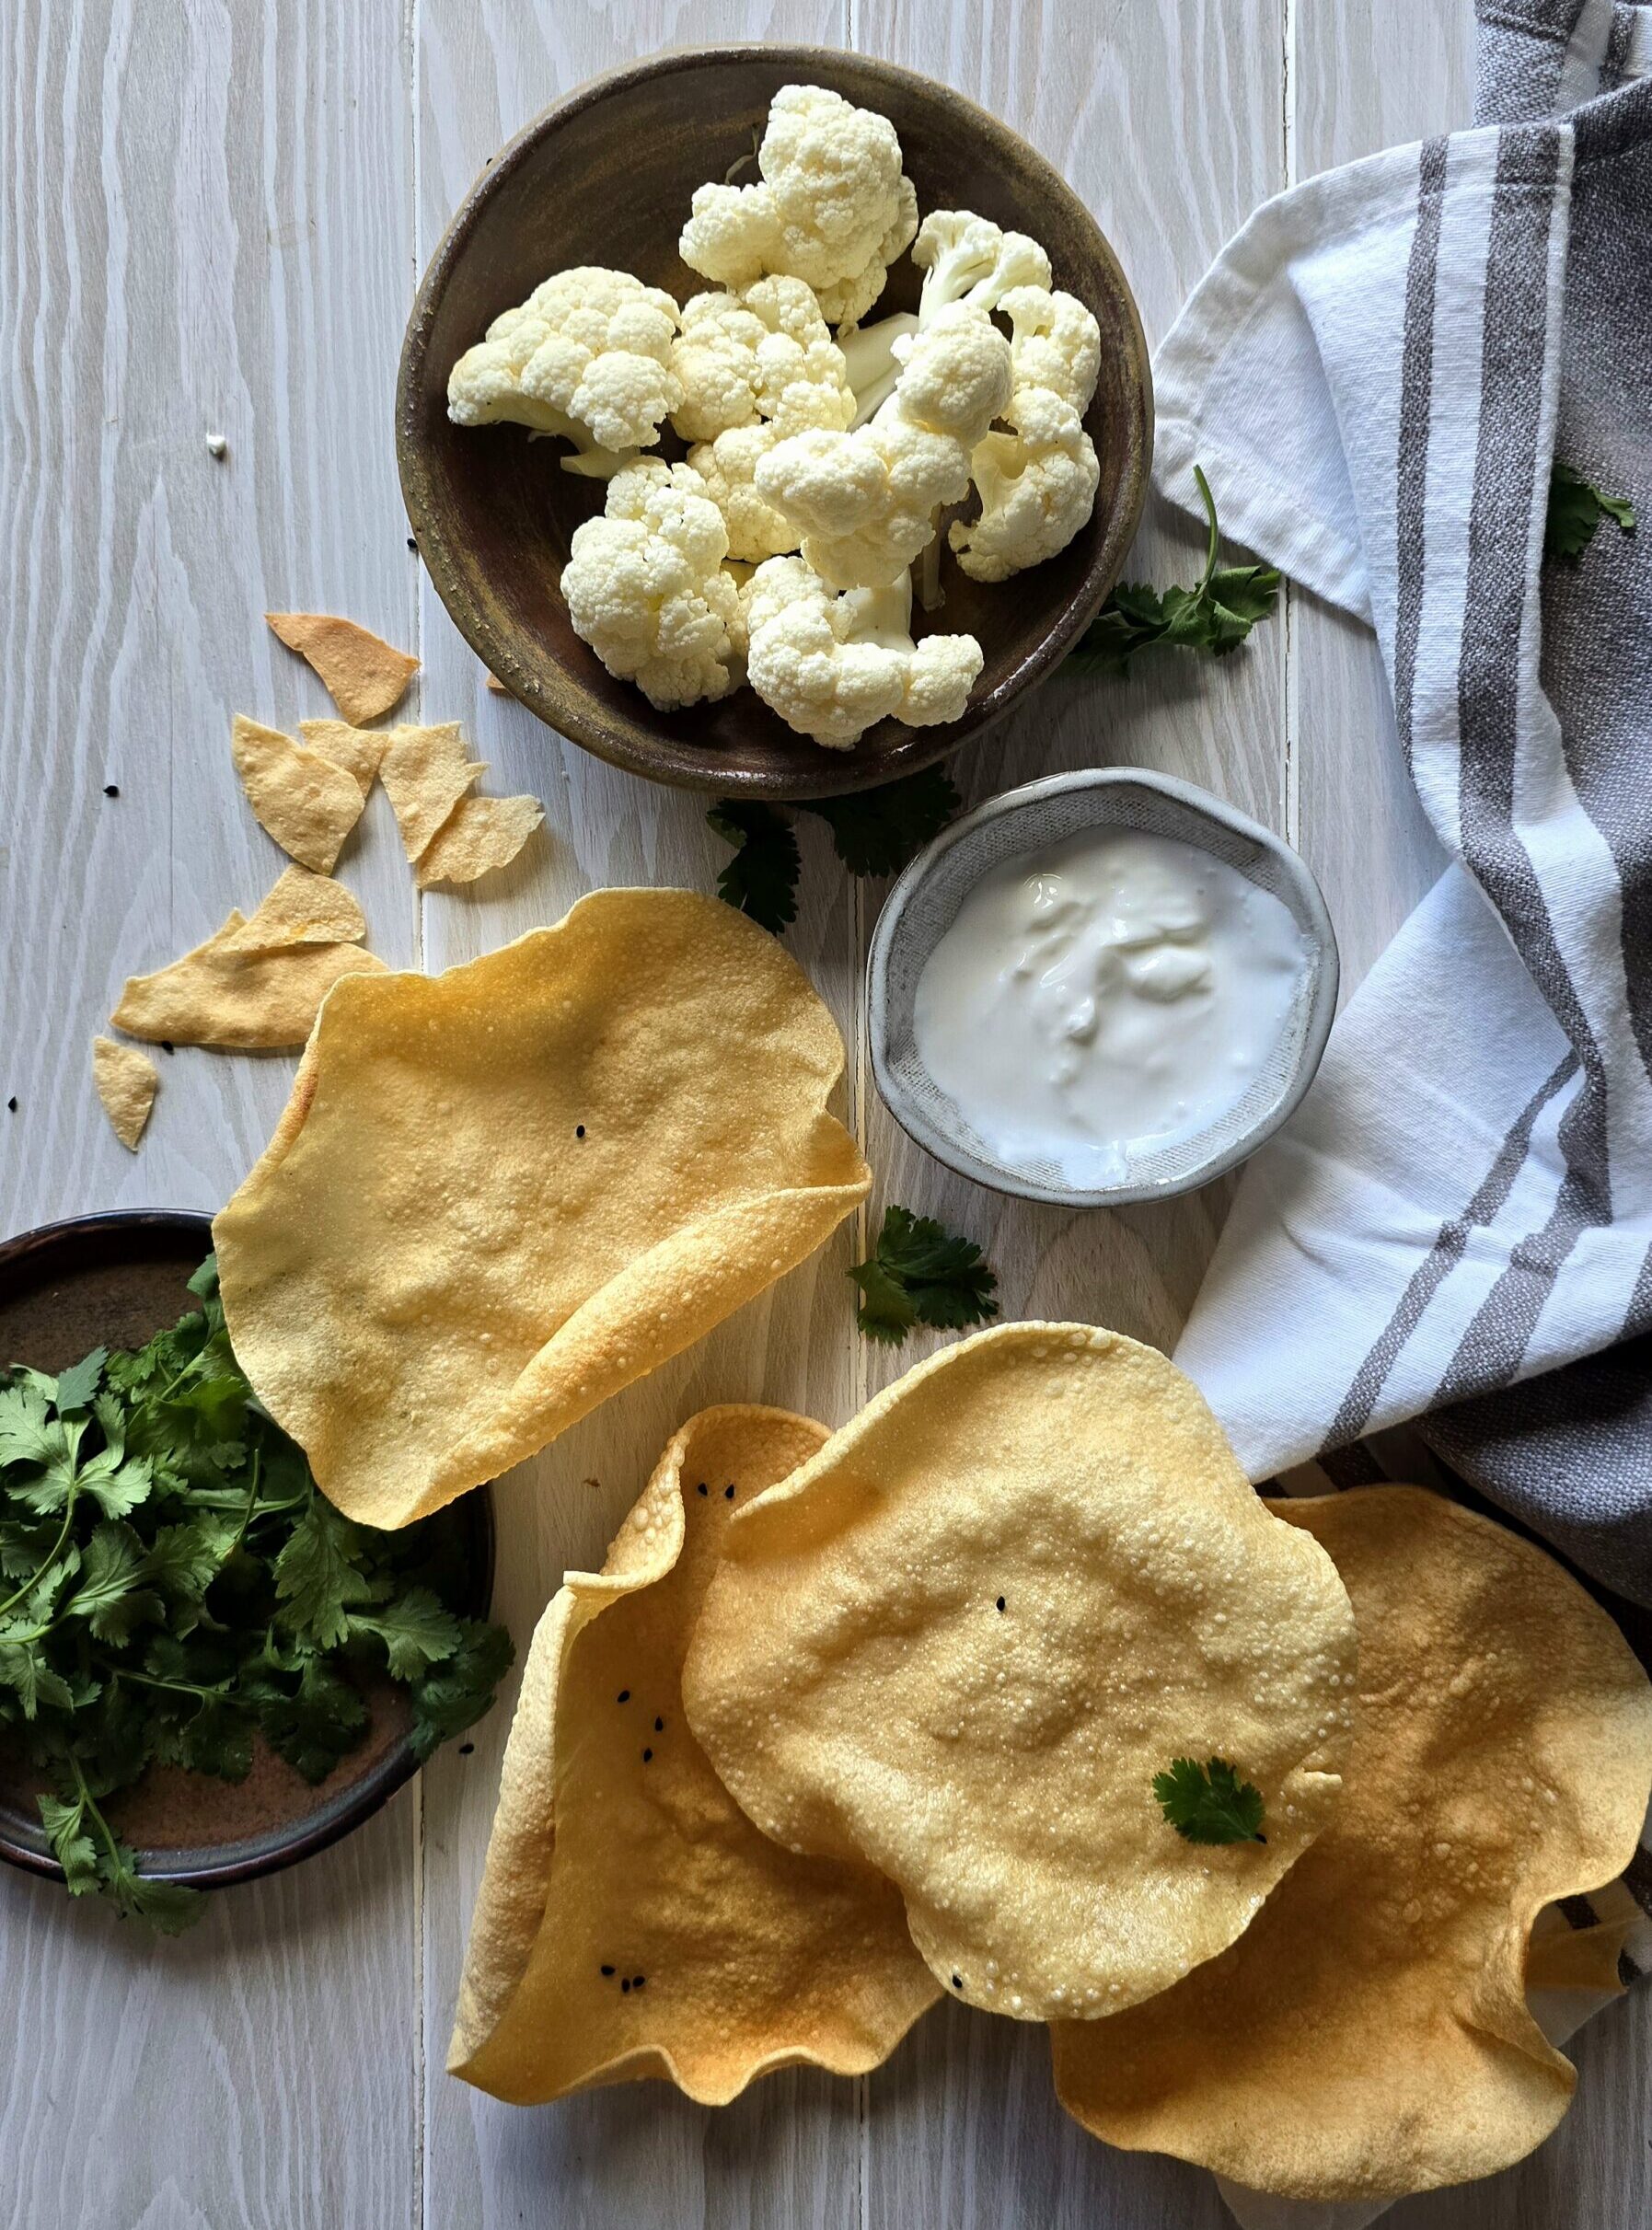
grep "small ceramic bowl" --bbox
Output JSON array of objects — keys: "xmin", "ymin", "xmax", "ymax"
[
  {"xmin": 868, "ymin": 768, "xmax": 1340, "ymax": 1208},
  {"xmin": 397, "ymin": 43, "xmax": 1152, "ymax": 801},
  {"xmin": 0, "ymin": 1210, "xmax": 496, "ymax": 1893}
]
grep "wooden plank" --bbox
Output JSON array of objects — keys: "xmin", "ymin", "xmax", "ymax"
[
  {"xmin": 845, "ymin": 4, "xmax": 1288, "ymax": 2224},
  {"xmin": 0, "ymin": 1, "xmax": 422, "ymax": 2224},
  {"xmin": 407, "ymin": 8, "xmax": 870, "ymax": 2228}
]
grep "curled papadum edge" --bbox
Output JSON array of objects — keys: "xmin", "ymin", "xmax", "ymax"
[
  {"xmin": 450, "ymin": 1404, "xmax": 941, "ymax": 2105},
  {"xmin": 1053, "ymin": 1486, "xmax": 1652, "ymax": 2204}
]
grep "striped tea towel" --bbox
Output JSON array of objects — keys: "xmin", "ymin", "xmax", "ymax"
[
  {"xmin": 1147, "ymin": 6, "xmax": 1652, "ymax": 2219},
  {"xmin": 1157, "ymin": 0, "xmax": 1652, "ymax": 1612}
]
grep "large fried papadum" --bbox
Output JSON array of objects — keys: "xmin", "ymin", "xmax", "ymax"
[
  {"xmin": 451, "ymin": 1406, "xmax": 940, "ymax": 2105},
  {"xmin": 682, "ymin": 1324, "xmax": 1357, "ymax": 2022},
  {"xmin": 1052, "ymin": 1487, "xmax": 1652, "ymax": 2204},
  {"xmin": 214, "ymin": 891, "xmax": 870, "ymax": 1528}
]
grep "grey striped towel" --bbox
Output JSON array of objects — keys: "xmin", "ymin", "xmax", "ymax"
[{"xmin": 1146, "ymin": 5, "xmax": 1652, "ymax": 2220}]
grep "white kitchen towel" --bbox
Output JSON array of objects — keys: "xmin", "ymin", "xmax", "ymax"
[
  {"xmin": 1158, "ymin": 0, "xmax": 1652, "ymax": 1609},
  {"xmin": 1147, "ymin": 4, "xmax": 1652, "ymax": 2224}
]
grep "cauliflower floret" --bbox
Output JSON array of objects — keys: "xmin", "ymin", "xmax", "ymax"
[
  {"xmin": 755, "ymin": 306, "xmax": 1013, "ymax": 589},
  {"xmin": 447, "ymin": 267, "xmax": 682, "ymax": 474},
  {"xmin": 680, "ymin": 86, "xmax": 918, "ymax": 331},
  {"xmin": 671, "ymin": 275, "xmax": 854, "ymax": 444},
  {"xmin": 744, "ymin": 557, "xmax": 983, "ymax": 749},
  {"xmin": 685, "ymin": 313, "xmax": 860, "ymax": 564},
  {"xmin": 999, "ymin": 284, "xmax": 1103, "ymax": 412},
  {"xmin": 561, "ymin": 460, "xmax": 743, "ymax": 709},
  {"xmin": 911, "ymin": 210, "xmax": 1052, "ymax": 327},
  {"xmin": 948, "ymin": 386, "xmax": 1100, "ymax": 583}
]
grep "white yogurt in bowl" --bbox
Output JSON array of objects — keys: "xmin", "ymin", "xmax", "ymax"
[
  {"xmin": 868, "ymin": 768, "xmax": 1338, "ymax": 1208},
  {"xmin": 913, "ymin": 826, "xmax": 1313, "ymax": 1190}
]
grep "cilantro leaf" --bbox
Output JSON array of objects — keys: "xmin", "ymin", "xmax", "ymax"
[
  {"xmin": 707, "ymin": 801, "xmax": 801, "ymax": 934},
  {"xmin": 52, "ymin": 1347, "xmax": 107, "ymax": 1415},
  {"xmin": 1070, "ymin": 467, "xmax": 1280, "ymax": 671},
  {"xmin": 801, "ymin": 768, "xmax": 961, "ymax": 879},
  {"xmin": 98, "ymin": 1839, "xmax": 202, "ymax": 1934},
  {"xmin": 409, "ymin": 1619, "xmax": 515, "ymax": 1762},
  {"xmin": 259, "ymin": 1657, "xmax": 369, "ymax": 1784},
  {"xmin": 848, "ymin": 1206, "xmax": 999, "ymax": 1346},
  {"xmin": 0, "ymin": 1381, "xmax": 57, "ymax": 1466},
  {"xmin": 64, "ymin": 1523, "xmax": 163, "ymax": 1645},
  {"xmin": 38, "ymin": 1792, "xmax": 99, "ymax": 1895},
  {"xmin": 1544, "ymin": 459, "xmax": 1636, "ymax": 562},
  {"xmin": 349, "ymin": 1588, "xmax": 464, "ymax": 1681},
  {"xmin": 1151, "ymin": 1756, "xmax": 1267, "ymax": 1845},
  {"xmin": 186, "ymin": 1256, "xmax": 221, "ymax": 1304},
  {"xmin": 272, "ymin": 1496, "xmax": 379, "ymax": 1649},
  {"xmin": 76, "ymin": 1448, "xmax": 153, "ymax": 1521},
  {"xmin": 0, "ymin": 1639, "xmax": 75, "ymax": 1718}
]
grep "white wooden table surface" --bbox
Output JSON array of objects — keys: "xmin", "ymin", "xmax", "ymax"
[{"xmin": 2, "ymin": 3, "xmax": 1646, "ymax": 2224}]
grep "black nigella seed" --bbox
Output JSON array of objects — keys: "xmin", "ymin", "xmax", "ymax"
[
  {"xmin": 103, "ymin": 782, "xmax": 120, "ymax": 797},
  {"xmin": 697, "ymin": 1482, "xmax": 708, "ymax": 1496},
  {"xmin": 653, "ymin": 1716, "xmax": 664, "ymax": 1732},
  {"xmin": 575, "ymin": 1124, "xmax": 585, "ymax": 1138},
  {"xmin": 160, "ymin": 1041, "xmax": 175, "ymax": 1055},
  {"xmin": 459, "ymin": 1742, "xmax": 474, "ymax": 1756},
  {"xmin": 5, "ymin": 1098, "xmax": 15, "ymax": 1114},
  {"xmin": 724, "ymin": 1485, "xmax": 735, "ymax": 1500},
  {"xmin": 618, "ymin": 1689, "xmax": 630, "ymax": 1703},
  {"xmin": 632, "ymin": 1975, "xmax": 646, "ymax": 1990},
  {"xmin": 621, "ymin": 1978, "xmax": 630, "ymax": 1993},
  {"xmin": 406, "ymin": 536, "xmax": 417, "ymax": 550},
  {"xmin": 996, "ymin": 1597, "xmax": 1006, "ymax": 1612},
  {"xmin": 642, "ymin": 1747, "xmax": 653, "ymax": 1762},
  {"xmin": 601, "ymin": 1963, "xmax": 615, "ymax": 1977},
  {"xmin": 952, "ymin": 1975, "xmax": 964, "ymax": 1991}
]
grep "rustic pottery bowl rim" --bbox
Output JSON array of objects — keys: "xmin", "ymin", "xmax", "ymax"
[{"xmin": 397, "ymin": 41, "xmax": 1153, "ymax": 800}]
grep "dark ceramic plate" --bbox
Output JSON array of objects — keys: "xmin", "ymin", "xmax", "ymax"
[
  {"xmin": 0, "ymin": 1210, "xmax": 495, "ymax": 1891},
  {"xmin": 397, "ymin": 43, "xmax": 1153, "ymax": 800}
]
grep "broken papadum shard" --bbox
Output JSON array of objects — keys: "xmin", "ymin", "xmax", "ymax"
[
  {"xmin": 450, "ymin": 1405, "xmax": 941, "ymax": 2106},
  {"xmin": 682, "ymin": 1323, "xmax": 1357, "ymax": 2024},
  {"xmin": 378, "ymin": 722, "xmax": 487, "ymax": 863},
  {"xmin": 213, "ymin": 889, "xmax": 871, "ymax": 1528},
  {"xmin": 1051, "ymin": 1486, "xmax": 1652, "ymax": 2204},
  {"xmin": 219, "ymin": 865, "xmax": 367, "ymax": 953},
  {"xmin": 92, "ymin": 1036, "xmax": 159, "ymax": 1150},
  {"xmin": 230, "ymin": 713, "xmax": 367, "ymax": 874},
  {"xmin": 298, "ymin": 717, "xmax": 392, "ymax": 797},
  {"xmin": 414, "ymin": 793, "xmax": 544, "ymax": 889},
  {"xmin": 111, "ymin": 909, "xmax": 386, "ymax": 1051},
  {"xmin": 266, "ymin": 610, "xmax": 419, "ymax": 725}
]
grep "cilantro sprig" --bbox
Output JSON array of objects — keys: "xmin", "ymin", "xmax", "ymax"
[
  {"xmin": 708, "ymin": 767, "xmax": 962, "ymax": 937},
  {"xmin": 0, "ymin": 1259, "xmax": 513, "ymax": 1930},
  {"xmin": 1152, "ymin": 1756, "xmax": 1267, "ymax": 1846},
  {"xmin": 1070, "ymin": 466, "xmax": 1280, "ymax": 672},
  {"xmin": 1544, "ymin": 460, "xmax": 1635, "ymax": 563},
  {"xmin": 849, "ymin": 1205, "xmax": 999, "ymax": 1346}
]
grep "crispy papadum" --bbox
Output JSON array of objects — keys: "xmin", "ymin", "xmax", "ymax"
[
  {"xmin": 213, "ymin": 891, "xmax": 870, "ymax": 1528},
  {"xmin": 266, "ymin": 610, "xmax": 418, "ymax": 725},
  {"xmin": 682, "ymin": 1324, "xmax": 1357, "ymax": 2022},
  {"xmin": 451, "ymin": 1406, "xmax": 940, "ymax": 2105},
  {"xmin": 378, "ymin": 722, "xmax": 484, "ymax": 863},
  {"xmin": 1053, "ymin": 1487, "xmax": 1652, "ymax": 2203},
  {"xmin": 92, "ymin": 1036, "xmax": 158, "ymax": 1149},
  {"xmin": 414, "ymin": 792, "xmax": 543, "ymax": 889},
  {"xmin": 230, "ymin": 714, "xmax": 367, "ymax": 873},
  {"xmin": 298, "ymin": 717, "xmax": 391, "ymax": 796},
  {"xmin": 219, "ymin": 865, "xmax": 366, "ymax": 952},
  {"xmin": 111, "ymin": 909, "xmax": 385, "ymax": 1050}
]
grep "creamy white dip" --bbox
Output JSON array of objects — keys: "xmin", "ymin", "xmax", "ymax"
[{"xmin": 912, "ymin": 825, "xmax": 1311, "ymax": 1187}]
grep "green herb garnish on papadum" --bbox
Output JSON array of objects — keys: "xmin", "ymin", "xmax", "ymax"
[{"xmin": 0, "ymin": 1257, "xmax": 512, "ymax": 1931}]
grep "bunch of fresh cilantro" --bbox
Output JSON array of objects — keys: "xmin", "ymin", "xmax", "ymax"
[{"xmin": 0, "ymin": 1259, "xmax": 512, "ymax": 1932}]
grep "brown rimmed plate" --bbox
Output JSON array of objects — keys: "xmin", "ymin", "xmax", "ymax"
[
  {"xmin": 397, "ymin": 43, "xmax": 1153, "ymax": 800},
  {"xmin": 0, "ymin": 1209, "xmax": 496, "ymax": 1892}
]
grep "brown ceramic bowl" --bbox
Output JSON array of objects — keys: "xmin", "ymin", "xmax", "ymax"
[
  {"xmin": 398, "ymin": 44, "xmax": 1152, "ymax": 800},
  {"xmin": 0, "ymin": 1211, "xmax": 496, "ymax": 1893}
]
